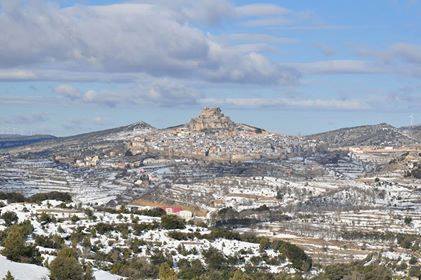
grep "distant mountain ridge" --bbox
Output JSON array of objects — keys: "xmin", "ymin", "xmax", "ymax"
[
  {"xmin": 3, "ymin": 108, "xmax": 295, "ymax": 164},
  {"xmin": 2, "ymin": 110, "xmax": 420, "ymax": 153},
  {"xmin": 305, "ymin": 123, "xmax": 418, "ymax": 147},
  {"xmin": 399, "ymin": 124, "xmax": 421, "ymax": 143},
  {"xmin": 0, "ymin": 134, "xmax": 56, "ymax": 149},
  {"xmin": 1, "ymin": 121, "xmax": 155, "ymax": 155},
  {"xmin": 59, "ymin": 121, "xmax": 154, "ymax": 142}
]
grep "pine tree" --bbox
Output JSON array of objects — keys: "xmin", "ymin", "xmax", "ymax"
[
  {"xmin": 1, "ymin": 211, "xmax": 18, "ymax": 226},
  {"xmin": 49, "ymin": 247, "xmax": 84, "ymax": 280},
  {"xmin": 2, "ymin": 271, "xmax": 15, "ymax": 280},
  {"xmin": 2, "ymin": 224, "xmax": 41, "ymax": 264},
  {"xmin": 2, "ymin": 225, "xmax": 26, "ymax": 261},
  {"xmin": 158, "ymin": 263, "xmax": 178, "ymax": 280}
]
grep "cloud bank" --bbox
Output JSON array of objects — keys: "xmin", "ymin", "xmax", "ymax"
[{"xmin": 0, "ymin": 0, "xmax": 298, "ymax": 85}]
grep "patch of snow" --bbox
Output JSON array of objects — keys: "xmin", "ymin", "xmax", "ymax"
[{"xmin": 0, "ymin": 255, "xmax": 48, "ymax": 280}]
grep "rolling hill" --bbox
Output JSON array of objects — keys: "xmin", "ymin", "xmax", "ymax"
[
  {"xmin": 305, "ymin": 123, "xmax": 418, "ymax": 147},
  {"xmin": 0, "ymin": 134, "xmax": 56, "ymax": 149}
]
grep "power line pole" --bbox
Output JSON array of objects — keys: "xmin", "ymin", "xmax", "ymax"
[{"xmin": 409, "ymin": 114, "xmax": 415, "ymax": 139}]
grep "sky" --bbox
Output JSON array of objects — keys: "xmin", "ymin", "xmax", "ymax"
[{"xmin": 0, "ymin": 0, "xmax": 420, "ymax": 136}]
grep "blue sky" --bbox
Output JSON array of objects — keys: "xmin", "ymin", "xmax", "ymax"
[{"xmin": 0, "ymin": 0, "xmax": 420, "ymax": 136}]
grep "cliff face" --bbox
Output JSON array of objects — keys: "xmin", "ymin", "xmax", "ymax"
[{"xmin": 187, "ymin": 107, "xmax": 235, "ymax": 132}]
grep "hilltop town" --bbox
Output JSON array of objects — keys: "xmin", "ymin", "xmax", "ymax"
[{"xmin": 128, "ymin": 107, "xmax": 306, "ymax": 163}]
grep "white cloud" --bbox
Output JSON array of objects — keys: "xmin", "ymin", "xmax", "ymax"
[
  {"xmin": 176, "ymin": 0, "xmax": 235, "ymax": 25},
  {"xmin": 388, "ymin": 43, "xmax": 421, "ymax": 64},
  {"xmin": 216, "ymin": 33, "xmax": 297, "ymax": 45},
  {"xmin": 243, "ymin": 17, "xmax": 291, "ymax": 27},
  {"xmin": 204, "ymin": 45, "xmax": 300, "ymax": 84},
  {"xmin": 287, "ymin": 60, "xmax": 378, "ymax": 74},
  {"xmin": 357, "ymin": 43, "xmax": 421, "ymax": 77},
  {"xmin": 131, "ymin": 0, "xmax": 235, "ymax": 25},
  {"xmin": 3, "ymin": 113, "xmax": 49, "ymax": 125},
  {"xmin": 62, "ymin": 115, "xmax": 109, "ymax": 131},
  {"xmin": 53, "ymin": 79, "xmax": 202, "ymax": 107},
  {"xmin": 0, "ymin": 69, "xmax": 36, "ymax": 80},
  {"xmin": 54, "ymin": 84, "xmax": 81, "ymax": 100},
  {"xmin": 290, "ymin": 44, "xmax": 421, "ymax": 77},
  {"xmin": 201, "ymin": 97, "xmax": 369, "ymax": 110},
  {"xmin": 236, "ymin": 4, "xmax": 289, "ymax": 17},
  {"xmin": 78, "ymin": 90, "xmax": 128, "ymax": 107},
  {"xmin": 358, "ymin": 43, "xmax": 421, "ymax": 64},
  {"xmin": 143, "ymin": 82, "xmax": 200, "ymax": 106},
  {"xmin": 315, "ymin": 44, "xmax": 335, "ymax": 57},
  {"xmin": 93, "ymin": 116, "xmax": 106, "ymax": 125},
  {"xmin": 0, "ymin": 1, "xmax": 297, "ymax": 85},
  {"xmin": 54, "ymin": 82, "xmax": 367, "ymax": 110}
]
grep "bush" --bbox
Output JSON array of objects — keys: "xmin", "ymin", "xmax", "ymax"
[
  {"xmin": 161, "ymin": 215, "xmax": 185, "ymax": 230},
  {"xmin": 158, "ymin": 263, "xmax": 178, "ymax": 280},
  {"xmin": 49, "ymin": 247, "xmax": 84, "ymax": 280},
  {"xmin": 135, "ymin": 207, "xmax": 166, "ymax": 217},
  {"xmin": 277, "ymin": 241, "xmax": 312, "ymax": 272},
  {"xmin": 409, "ymin": 266, "xmax": 421, "ymax": 278},
  {"xmin": 94, "ymin": 223, "xmax": 115, "ymax": 234},
  {"xmin": 0, "ymin": 192, "xmax": 25, "ymax": 203},
  {"xmin": 83, "ymin": 263, "xmax": 95, "ymax": 280},
  {"xmin": 259, "ymin": 237, "xmax": 271, "ymax": 252},
  {"xmin": 2, "ymin": 224, "xmax": 41, "ymax": 264},
  {"xmin": 208, "ymin": 228, "xmax": 241, "ymax": 241},
  {"xmin": 29, "ymin": 192, "xmax": 72, "ymax": 203},
  {"xmin": 178, "ymin": 259, "xmax": 206, "ymax": 280},
  {"xmin": 2, "ymin": 226, "xmax": 26, "ymax": 261},
  {"xmin": 167, "ymin": 231, "xmax": 196, "ymax": 241},
  {"xmin": 404, "ymin": 216, "xmax": 413, "ymax": 225},
  {"xmin": 0, "ymin": 191, "xmax": 72, "ymax": 204},
  {"xmin": 2, "ymin": 271, "xmax": 15, "ymax": 280},
  {"xmin": 84, "ymin": 208, "xmax": 96, "ymax": 220},
  {"xmin": 203, "ymin": 247, "xmax": 227, "ymax": 271},
  {"xmin": 110, "ymin": 257, "xmax": 158, "ymax": 279},
  {"xmin": 70, "ymin": 215, "xmax": 80, "ymax": 223},
  {"xmin": 230, "ymin": 270, "xmax": 252, "ymax": 280},
  {"xmin": 397, "ymin": 234, "xmax": 418, "ymax": 249},
  {"xmin": 150, "ymin": 249, "xmax": 172, "ymax": 266},
  {"xmin": 34, "ymin": 234, "xmax": 64, "ymax": 249},
  {"xmin": 129, "ymin": 238, "xmax": 146, "ymax": 253},
  {"xmin": 1, "ymin": 211, "xmax": 18, "ymax": 226},
  {"xmin": 133, "ymin": 222, "xmax": 160, "ymax": 234},
  {"xmin": 409, "ymin": 256, "xmax": 418, "ymax": 265},
  {"xmin": 321, "ymin": 263, "xmax": 392, "ymax": 280},
  {"xmin": 18, "ymin": 220, "xmax": 34, "ymax": 236},
  {"xmin": 38, "ymin": 212, "xmax": 56, "ymax": 225}
]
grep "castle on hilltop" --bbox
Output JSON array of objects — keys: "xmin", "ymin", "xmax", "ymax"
[{"xmin": 187, "ymin": 107, "xmax": 235, "ymax": 132}]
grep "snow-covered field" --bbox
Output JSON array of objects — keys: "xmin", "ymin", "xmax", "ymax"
[{"xmin": 0, "ymin": 255, "xmax": 120, "ymax": 280}]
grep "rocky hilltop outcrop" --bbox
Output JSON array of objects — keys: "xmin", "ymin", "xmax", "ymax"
[{"xmin": 187, "ymin": 107, "xmax": 235, "ymax": 131}]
